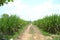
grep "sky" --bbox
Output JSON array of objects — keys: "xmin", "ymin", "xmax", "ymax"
[{"xmin": 0, "ymin": 0, "xmax": 60, "ymax": 21}]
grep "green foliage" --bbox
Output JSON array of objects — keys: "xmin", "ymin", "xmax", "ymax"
[
  {"xmin": 0, "ymin": 14, "xmax": 28, "ymax": 40},
  {"xmin": 0, "ymin": 0, "xmax": 14, "ymax": 6},
  {"xmin": 33, "ymin": 14, "xmax": 60, "ymax": 34}
]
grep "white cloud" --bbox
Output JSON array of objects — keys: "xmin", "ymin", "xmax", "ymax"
[
  {"xmin": 1, "ymin": 0, "xmax": 60, "ymax": 21},
  {"xmin": 20, "ymin": 1, "xmax": 60, "ymax": 21}
]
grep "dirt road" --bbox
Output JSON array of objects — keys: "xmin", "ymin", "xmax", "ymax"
[{"xmin": 16, "ymin": 24, "xmax": 52, "ymax": 40}]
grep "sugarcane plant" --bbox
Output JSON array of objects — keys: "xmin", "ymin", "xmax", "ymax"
[
  {"xmin": 0, "ymin": 14, "xmax": 29, "ymax": 40},
  {"xmin": 33, "ymin": 14, "xmax": 60, "ymax": 34}
]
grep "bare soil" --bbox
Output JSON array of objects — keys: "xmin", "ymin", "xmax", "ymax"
[{"xmin": 16, "ymin": 24, "xmax": 53, "ymax": 40}]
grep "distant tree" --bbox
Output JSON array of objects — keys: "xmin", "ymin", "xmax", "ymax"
[
  {"xmin": 2, "ymin": 14, "xmax": 9, "ymax": 18},
  {"xmin": 0, "ymin": 0, "xmax": 14, "ymax": 6}
]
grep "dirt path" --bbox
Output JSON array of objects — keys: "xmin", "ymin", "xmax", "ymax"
[{"xmin": 16, "ymin": 24, "xmax": 53, "ymax": 40}]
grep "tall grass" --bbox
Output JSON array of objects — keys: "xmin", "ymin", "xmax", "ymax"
[
  {"xmin": 0, "ymin": 14, "xmax": 29, "ymax": 40},
  {"xmin": 33, "ymin": 14, "xmax": 60, "ymax": 34}
]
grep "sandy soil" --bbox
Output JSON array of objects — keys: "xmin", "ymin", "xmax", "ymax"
[{"xmin": 16, "ymin": 24, "xmax": 53, "ymax": 40}]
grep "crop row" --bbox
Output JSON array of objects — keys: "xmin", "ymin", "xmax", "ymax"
[
  {"xmin": 0, "ymin": 14, "xmax": 29, "ymax": 40},
  {"xmin": 33, "ymin": 14, "xmax": 60, "ymax": 34}
]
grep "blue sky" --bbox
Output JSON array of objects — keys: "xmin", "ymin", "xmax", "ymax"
[{"xmin": 0, "ymin": 0, "xmax": 60, "ymax": 21}]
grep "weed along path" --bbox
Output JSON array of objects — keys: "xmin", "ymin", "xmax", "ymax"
[{"xmin": 16, "ymin": 24, "xmax": 53, "ymax": 40}]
